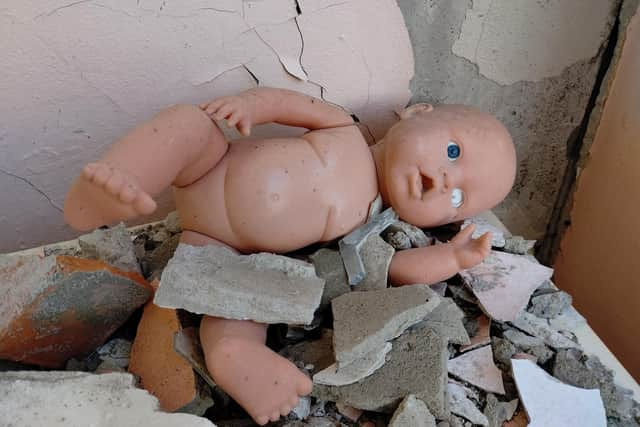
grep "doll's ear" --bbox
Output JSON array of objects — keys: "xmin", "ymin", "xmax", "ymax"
[{"xmin": 398, "ymin": 103, "xmax": 434, "ymax": 120}]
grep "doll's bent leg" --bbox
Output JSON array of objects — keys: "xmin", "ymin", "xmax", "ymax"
[
  {"xmin": 200, "ymin": 317, "xmax": 313, "ymax": 425},
  {"xmin": 64, "ymin": 104, "xmax": 228, "ymax": 230}
]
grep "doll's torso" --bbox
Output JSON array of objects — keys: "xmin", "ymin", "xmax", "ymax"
[{"xmin": 174, "ymin": 125, "xmax": 378, "ymax": 253}]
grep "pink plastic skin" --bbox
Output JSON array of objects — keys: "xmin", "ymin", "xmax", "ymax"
[{"xmin": 64, "ymin": 87, "xmax": 516, "ymax": 425}]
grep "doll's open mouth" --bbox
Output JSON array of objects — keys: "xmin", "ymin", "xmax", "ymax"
[{"xmin": 421, "ymin": 173, "xmax": 434, "ymax": 194}]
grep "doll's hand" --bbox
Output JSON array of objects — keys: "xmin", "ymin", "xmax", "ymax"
[
  {"xmin": 201, "ymin": 95, "xmax": 253, "ymax": 137},
  {"xmin": 451, "ymin": 224, "xmax": 492, "ymax": 270}
]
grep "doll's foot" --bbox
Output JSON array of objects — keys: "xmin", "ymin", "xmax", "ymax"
[
  {"xmin": 81, "ymin": 162, "xmax": 156, "ymax": 215},
  {"xmin": 64, "ymin": 162, "xmax": 157, "ymax": 230},
  {"xmin": 206, "ymin": 337, "xmax": 313, "ymax": 425}
]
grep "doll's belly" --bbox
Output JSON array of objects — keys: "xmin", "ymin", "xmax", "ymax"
[{"xmin": 174, "ymin": 133, "xmax": 378, "ymax": 253}]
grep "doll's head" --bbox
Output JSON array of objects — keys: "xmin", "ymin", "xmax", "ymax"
[{"xmin": 373, "ymin": 104, "xmax": 516, "ymax": 227}]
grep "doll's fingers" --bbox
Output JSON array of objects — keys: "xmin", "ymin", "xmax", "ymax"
[
  {"xmin": 475, "ymin": 232, "xmax": 492, "ymax": 256},
  {"xmin": 205, "ymin": 99, "xmax": 225, "ymax": 116},
  {"xmin": 226, "ymin": 111, "xmax": 242, "ymax": 127},
  {"xmin": 452, "ymin": 224, "xmax": 475, "ymax": 244},
  {"xmin": 213, "ymin": 104, "xmax": 236, "ymax": 121},
  {"xmin": 238, "ymin": 119, "xmax": 252, "ymax": 137}
]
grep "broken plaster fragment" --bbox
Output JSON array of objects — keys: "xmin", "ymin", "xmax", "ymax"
[
  {"xmin": 512, "ymin": 359, "xmax": 606, "ymax": 427},
  {"xmin": 357, "ymin": 234, "xmax": 395, "ymax": 291},
  {"xmin": 78, "ymin": 222, "xmax": 141, "ymax": 273},
  {"xmin": 339, "ymin": 207, "xmax": 398, "ymax": 286},
  {"xmin": 511, "ymin": 311, "xmax": 580, "ymax": 350},
  {"xmin": 0, "ymin": 372, "xmax": 216, "ymax": 427},
  {"xmin": 332, "ymin": 285, "xmax": 440, "ymax": 367},
  {"xmin": 483, "ymin": 394, "xmax": 519, "ymax": 427},
  {"xmin": 156, "ymin": 244, "xmax": 324, "ymax": 325},
  {"xmin": 460, "ymin": 314, "xmax": 490, "ymax": 353},
  {"xmin": 414, "ymin": 297, "xmax": 470, "ymax": 346},
  {"xmin": 309, "ymin": 248, "xmax": 350, "ymax": 308},
  {"xmin": 460, "ymin": 251, "xmax": 553, "ymax": 322},
  {"xmin": 448, "ymin": 382, "xmax": 489, "ymax": 426},
  {"xmin": 448, "ymin": 345, "xmax": 505, "ymax": 395},
  {"xmin": 313, "ymin": 342, "xmax": 392, "ymax": 386},
  {"xmin": 389, "ymin": 395, "xmax": 436, "ymax": 427}
]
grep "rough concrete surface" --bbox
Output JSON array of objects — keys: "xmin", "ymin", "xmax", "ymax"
[
  {"xmin": 414, "ymin": 297, "xmax": 470, "ymax": 346},
  {"xmin": 332, "ymin": 285, "xmax": 440, "ymax": 366},
  {"xmin": 156, "ymin": 244, "xmax": 325, "ymax": 325},
  {"xmin": 511, "ymin": 311, "xmax": 580, "ymax": 350},
  {"xmin": 313, "ymin": 326, "xmax": 449, "ymax": 418},
  {"xmin": 0, "ymin": 254, "xmax": 151, "ymax": 368},
  {"xmin": 309, "ymin": 248, "xmax": 350, "ymax": 308},
  {"xmin": 389, "ymin": 395, "xmax": 436, "ymax": 427},
  {"xmin": 0, "ymin": 371, "xmax": 216, "ymax": 427},
  {"xmin": 78, "ymin": 223, "xmax": 140, "ymax": 273},
  {"xmin": 313, "ymin": 342, "xmax": 392, "ymax": 386},
  {"xmin": 528, "ymin": 290, "xmax": 573, "ymax": 319},
  {"xmin": 357, "ymin": 234, "xmax": 395, "ymax": 291},
  {"xmin": 448, "ymin": 382, "xmax": 489, "ymax": 426},
  {"xmin": 398, "ymin": 0, "xmax": 619, "ymax": 238},
  {"xmin": 483, "ymin": 394, "xmax": 519, "ymax": 427}
]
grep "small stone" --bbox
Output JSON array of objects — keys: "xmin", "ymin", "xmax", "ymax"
[
  {"xmin": 332, "ymin": 286, "xmax": 440, "ymax": 366},
  {"xmin": 309, "ymin": 248, "xmax": 351, "ymax": 308},
  {"xmin": 0, "ymin": 371, "xmax": 216, "ymax": 426},
  {"xmin": 483, "ymin": 394, "xmax": 519, "ymax": 427},
  {"xmin": 152, "ymin": 228, "xmax": 171, "ymax": 243},
  {"xmin": 129, "ymin": 282, "xmax": 210, "ymax": 414},
  {"xmin": 313, "ymin": 326, "xmax": 449, "ymax": 418},
  {"xmin": 313, "ymin": 342, "xmax": 392, "ymax": 386},
  {"xmin": 156, "ymin": 244, "xmax": 325, "ymax": 325},
  {"xmin": 503, "ymin": 236, "xmax": 536, "ymax": 255},
  {"xmin": 386, "ymin": 220, "xmax": 433, "ymax": 248},
  {"xmin": 384, "ymin": 230, "xmax": 412, "ymax": 250},
  {"xmin": 94, "ymin": 359, "xmax": 126, "ymax": 374},
  {"xmin": 292, "ymin": 396, "xmax": 312, "ymax": 420},
  {"xmin": 548, "ymin": 305, "xmax": 587, "ymax": 332},
  {"xmin": 389, "ymin": 395, "xmax": 436, "ymax": 427},
  {"xmin": 335, "ymin": 402, "xmax": 362, "ymax": 421},
  {"xmin": 460, "ymin": 251, "xmax": 553, "ymax": 322},
  {"xmin": 512, "ymin": 359, "xmax": 606, "ymax": 427},
  {"xmin": 448, "ymin": 346, "xmax": 505, "ymax": 394},
  {"xmin": 511, "ymin": 312, "xmax": 580, "ymax": 350},
  {"xmin": 357, "ymin": 234, "xmax": 395, "ymax": 291},
  {"xmin": 164, "ymin": 211, "xmax": 181, "ymax": 234},
  {"xmin": 96, "ymin": 338, "xmax": 132, "ymax": 369},
  {"xmin": 448, "ymin": 382, "xmax": 489, "ymax": 426},
  {"xmin": 0, "ymin": 255, "xmax": 151, "ymax": 368},
  {"xmin": 78, "ymin": 223, "xmax": 141, "ymax": 273},
  {"xmin": 491, "ymin": 337, "xmax": 517, "ymax": 367},
  {"xmin": 528, "ymin": 291, "xmax": 572, "ymax": 319}
]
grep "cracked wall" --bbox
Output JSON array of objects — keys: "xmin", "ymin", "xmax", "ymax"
[
  {"xmin": 399, "ymin": 0, "xmax": 620, "ymax": 238},
  {"xmin": 0, "ymin": 0, "xmax": 413, "ymax": 251}
]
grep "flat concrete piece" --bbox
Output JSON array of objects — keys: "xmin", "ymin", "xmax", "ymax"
[
  {"xmin": 460, "ymin": 315, "xmax": 490, "ymax": 353},
  {"xmin": 448, "ymin": 346, "xmax": 505, "ymax": 394},
  {"xmin": 511, "ymin": 311, "xmax": 580, "ymax": 350},
  {"xmin": 78, "ymin": 222, "xmax": 141, "ymax": 273},
  {"xmin": 309, "ymin": 248, "xmax": 350, "ymax": 308},
  {"xmin": 332, "ymin": 285, "xmax": 440, "ymax": 366},
  {"xmin": 313, "ymin": 343, "xmax": 392, "ymax": 386},
  {"xmin": 448, "ymin": 382, "xmax": 489, "ymax": 426},
  {"xmin": 415, "ymin": 297, "xmax": 470, "ymax": 345},
  {"xmin": 460, "ymin": 251, "xmax": 553, "ymax": 322},
  {"xmin": 389, "ymin": 395, "xmax": 436, "ymax": 427},
  {"xmin": 0, "ymin": 255, "xmax": 151, "ymax": 368},
  {"xmin": 313, "ymin": 326, "xmax": 449, "ymax": 418},
  {"xmin": 156, "ymin": 244, "xmax": 325, "ymax": 325},
  {"xmin": 0, "ymin": 371, "xmax": 216, "ymax": 427},
  {"xmin": 512, "ymin": 359, "xmax": 606, "ymax": 427},
  {"xmin": 358, "ymin": 234, "xmax": 395, "ymax": 291},
  {"xmin": 483, "ymin": 394, "xmax": 518, "ymax": 427}
]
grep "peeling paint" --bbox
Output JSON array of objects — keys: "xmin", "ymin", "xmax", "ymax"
[{"xmin": 452, "ymin": 0, "xmax": 615, "ymax": 85}]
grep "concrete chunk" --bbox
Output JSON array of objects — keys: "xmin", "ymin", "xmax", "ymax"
[
  {"xmin": 313, "ymin": 343, "xmax": 392, "ymax": 386},
  {"xmin": 78, "ymin": 222, "xmax": 141, "ymax": 273},
  {"xmin": 511, "ymin": 311, "xmax": 580, "ymax": 350},
  {"xmin": 358, "ymin": 234, "xmax": 395, "ymax": 291},
  {"xmin": 313, "ymin": 326, "xmax": 449, "ymax": 418},
  {"xmin": 156, "ymin": 244, "xmax": 325, "ymax": 325},
  {"xmin": 0, "ymin": 371, "xmax": 216, "ymax": 427},
  {"xmin": 0, "ymin": 255, "xmax": 151, "ymax": 368},
  {"xmin": 448, "ymin": 382, "xmax": 489, "ymax": 426},
  {"xmin": 415, "ymin": 297, "xmax": 470, "ymax": 345},
  {"xmin": 483, "ymin": 394, "xmax": 519, "ymax": 427},
  {"xmin": 332, "ymin": 285, "xmax": 440, "ymax": 366},
  {"xmin": 528, "ymin": 291, "xmax": 572, "ymax": 319},
  {"xmin": 386, "ymin": 220, "xmax": 433, "ymax": 248},
  {"xmin": 389, "ymin": 395, "xmax": 437, "ymax": 427},
  {"xmin": 309, "ymin": 248, "xmax": 350, "ymax": 308}
]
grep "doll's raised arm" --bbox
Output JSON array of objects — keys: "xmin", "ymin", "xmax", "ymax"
[
  {"xmin": 201, "ymin": 87, "xmax": 353, "ymax": 136},
  {"xmin": 389, "ymin": 225, "xmax": 492, "ymax": 286}
]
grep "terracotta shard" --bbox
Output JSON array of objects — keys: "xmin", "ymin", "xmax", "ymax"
[
  {"xmin": 511, "ymin": 359, "xmax": 606, "ymax": 427},
  {"xmin": 448, "ymin": 345, "xmax": 505, "ymax": 395},
  {"xmin": 0, "ymin": 254, "xmax": 151, "ymax": 368},
  {"xmin": 460, "ymin": 314, "xmax": 491, "ymax": 353},
  {"xmin": 460, "ymin": 251, "xmax": 553, "ymax": 322}
]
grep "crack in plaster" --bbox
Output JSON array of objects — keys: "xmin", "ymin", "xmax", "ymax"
[
  {"xmin": 0, "ymin": 168, "xmax": 63, "ymax": 213},
  {"xmin": 35, "ymin": 0, "xmax": 93, "ymax": 19},
  {"xmin": 242, "ymin": 65, "xmax": 260, "ymax": 85}
]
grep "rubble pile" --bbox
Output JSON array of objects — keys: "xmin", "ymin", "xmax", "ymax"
[{"xmin": 0, "ymin": 212, "xmax": 639, "ymax": 427}]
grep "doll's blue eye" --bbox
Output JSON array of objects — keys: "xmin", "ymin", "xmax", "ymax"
[{"xmin": 447, "ymin": 141, "xmax": 461, "ymax": 161}]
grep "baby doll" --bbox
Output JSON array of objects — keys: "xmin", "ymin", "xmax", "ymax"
[{"xmin": 64, "ymin": 87, "xmax": 516, "ymax": 425}]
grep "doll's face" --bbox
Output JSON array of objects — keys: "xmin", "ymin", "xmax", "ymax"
[{"xmin": 382, "ymin": 104, "xmax": 516, "ymax": 227}]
